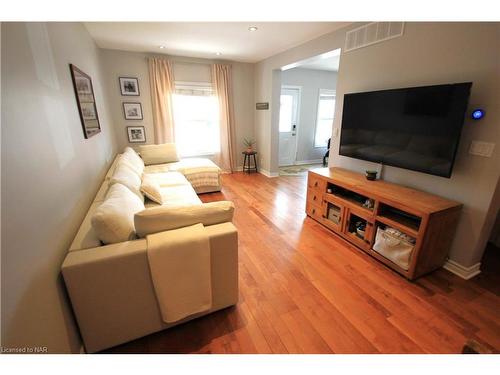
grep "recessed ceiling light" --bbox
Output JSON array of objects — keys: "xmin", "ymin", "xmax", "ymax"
[
  {"xmin": 248, "ymin": 26, "xmax": 258, "ymax": 32},
  {"xmin": 215, "ymin": 52, "xmax": 222, "ymax": 56},
  {"xmin": 159, "ymin": 45, "xmax": 166, "ymax": 49}
]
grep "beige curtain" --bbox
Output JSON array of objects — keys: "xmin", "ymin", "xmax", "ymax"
[
  {"xmin": 148, "ymin": 57, "xmax": 175, "ymax": 144},
  {"xmin": 211, "ymin": 64, "xmax": 235, "ymax": 172}
]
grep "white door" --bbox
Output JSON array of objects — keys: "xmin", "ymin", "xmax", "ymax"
[{"xmin": 279, "ymin": 87, "xmax": 300, "ymax": 166}]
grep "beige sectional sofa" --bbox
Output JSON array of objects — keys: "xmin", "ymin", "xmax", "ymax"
[{"xmin": 61, "ymin": 146, "xmax": 238, "ymax": 353}]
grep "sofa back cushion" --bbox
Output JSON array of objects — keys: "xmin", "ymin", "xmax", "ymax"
[
  {"xmin": 135, "ymin": 201, "xmax": 234, "ymax": 238},
  {"xmin": 109, "ymin": 161, "xmax": 144, "ymax": 201},
  {"xmin": 122, "ymin": 147, "xmax": 145, "ymax": 176},
  {"xmin": 92, "ymin": 183, "xmax": 146, "ymax": 244},
  {"xmin": 139, "ymin": 143, "xmax": 179, "ymax": 165}
]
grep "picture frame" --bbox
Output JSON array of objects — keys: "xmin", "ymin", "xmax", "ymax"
[
  {"xmin": 123, "ymin": 102, "xmax": 143, "ymax": 120},
  {"xmin": 127, "ymin": 126, "xmax": 146, "ymax": 143},
  {"xmin": 69, "ymin": 64, "xmax": 101, "ymax": 139},
  {"xmin": 119, "ymin": 77, "xmax": 140, "ymax": 96},
  {"xmin": 81, "ymin": 102, "xmax": 97, "ymax": 120}
]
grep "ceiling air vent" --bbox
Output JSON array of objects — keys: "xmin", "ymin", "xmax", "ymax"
[{"xmin": 345, "ymin": 22, "xmax": 404, "ymax": 52}]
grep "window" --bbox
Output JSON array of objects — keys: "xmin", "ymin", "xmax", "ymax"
[
  {"xmin": 314, "ymin": 89, "xmax": 336, "ymax": 148},
  {"xmin": 279, "ymin": 94, "xmax": 294, "ymax": 132},
  {"xmin": 172, "ymin": 83, "xmax": 220, "ymax": 157}
]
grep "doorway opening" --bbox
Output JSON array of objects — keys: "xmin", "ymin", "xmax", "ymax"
[{"xmin": 277, "ymin": 48, "xmax": 341, "ymax": 175}]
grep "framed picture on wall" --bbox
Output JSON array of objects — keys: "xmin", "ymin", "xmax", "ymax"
[
  {"xmin": 119, "ymin": 77, "xmax": 140, "ymax": 96},
  {"xmin": 127, "ymin": 126, "xmax": 146, "ymax": 143},
  {"xmin": 123, "ymin": 102, "xmax": 143, "ymax": 120},
  {"xmin": 69, "ymin": 64, "xmax": 101, "ymax": 139}
]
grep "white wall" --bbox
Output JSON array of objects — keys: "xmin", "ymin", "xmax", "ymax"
[
  {"xmin": 1, "ymin": 22, "xmax": 118, "ymax": 353},
  {"xmin": 100, "ymin": 50, "xmax": 154, "ymax": 148},
  {"xmin": 254, "ymin": 29, "xmax": 347, "ymax": 173},
  {"xmin": 100, "ymin": 50, "xmax": 255, "ymax": 168},
  {"xmin": 281, "ymin": 68, "xmax": 338, "ymax": 163},
  {"xmin": 255, "ymin": 22, "xmax": 500, "ymax": 269}
]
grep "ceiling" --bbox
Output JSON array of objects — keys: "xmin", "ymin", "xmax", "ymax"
[
  {"xmin": 297, "ymin": 54, "xmax": 340, "ymax": 71},
  {"xmin": 84, "ymin": 22, "xmax": 349, "ymax": 63},
  {"xmin": 281, "ymin": 48, "xmax": 341, "ymax": 72}
]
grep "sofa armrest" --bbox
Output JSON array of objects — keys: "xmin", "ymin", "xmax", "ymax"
[
  {"xmin": 61, "ymin": 222, "xmax": 238, "ymax": 353},
  {"xmin": 134, "ymin": 201, "xmax": 234, "ymax": 238}
]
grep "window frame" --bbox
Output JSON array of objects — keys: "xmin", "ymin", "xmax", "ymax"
[
  {"xmin": 172, "ymin": 81, "xmax": 220, "ymax": 157},
  {"xmin": 313, "ymin": 88, "xmax": 336, "ymax": 148}
]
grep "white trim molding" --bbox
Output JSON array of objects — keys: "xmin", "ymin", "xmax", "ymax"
[
  {"xmin": 443, "ymin": 259, "xmax": 481, "ymax": 280},
  {"xmin": 259, "ymin": 168, "xmax": 279, "ymax": 178},
  {"xmin": 294, "ymin": 159, "xmax": 323, "ymax": 165}
]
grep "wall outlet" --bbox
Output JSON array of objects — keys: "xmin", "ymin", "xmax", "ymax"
[{"xmin": 469, "ymin": 141, "xmax": 495, "ymax": 157}]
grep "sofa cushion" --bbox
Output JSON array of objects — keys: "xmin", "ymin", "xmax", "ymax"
[
  {"xmin": 139, "ymin": 143, "xmax": 179, "ymax": 165},
  {"xmin": 141, "ymin": 174, "xmax": 163, "ymax": 205},
  {"xmin": 109, "ymin": 161, "xmax": 144, "ymax": 201},
  {"xmin": 135, "ymin": 201, "xmax": 235, "ymax": 238},
  {"xmin": 158, "ymin": 185, "xmax": 202, "ymax": 207},
  {"xmin": 148, "ymin": 172, "xmax": 190, "ymax": 187},
  {"xmin": 92, "ymin": 183, "xmax": 145, "ymax": 244},
  {"xmin": 122, "ymin": 147, "xmax": 145, "ymax": 176},
  {"xmin": 143, "ymin": 164, "xmax": 170, "ymax": 174},
  {"xmin": 166, "ymin": 158, "xmax": 221, "ymax": 190}
]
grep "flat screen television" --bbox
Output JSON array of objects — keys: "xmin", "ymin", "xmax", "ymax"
[{"xmin": 339, "ymin": 82, "xmax": 472, "ymax": 178}]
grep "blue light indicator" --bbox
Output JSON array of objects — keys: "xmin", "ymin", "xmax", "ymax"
[{"xmin": 471, "ymin": 109, "xmax": 485, "ymax": 120}]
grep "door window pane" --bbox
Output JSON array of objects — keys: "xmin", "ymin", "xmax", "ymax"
[{"xmin": 279, "ymin": 94, "xmax": 293, "ymax": 132}]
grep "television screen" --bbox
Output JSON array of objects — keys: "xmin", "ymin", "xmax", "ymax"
[{"xmin": 339, "ymin": 83, "xmax": 472, "ymax": 178}]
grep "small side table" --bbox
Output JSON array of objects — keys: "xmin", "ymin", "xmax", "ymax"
[{"xmin": 242, "ymin": 151, "xmax": 258, "ymax": 173}]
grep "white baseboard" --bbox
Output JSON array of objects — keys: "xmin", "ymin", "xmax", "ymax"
[
  {"xmin": 259, "ymin": 168, "xmax": 279, "ymax": 178},
  {"xmin": 294, "ymin": 159, "xmax": 323, "ymax": 165},
  {"xmin": 233, "ymin": 166, "xmax": 243, "ymax": 172},
  {"xmin": 443, "ymin": 259, "xmax": 481, "ymax": 280}
]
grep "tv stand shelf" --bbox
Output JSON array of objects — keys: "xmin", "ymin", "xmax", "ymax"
[{"xmin": 306, "ymin": 168, "xmax": 462, "ymax": 280}]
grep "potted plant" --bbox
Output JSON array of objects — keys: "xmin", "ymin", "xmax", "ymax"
[{"xmin": 243, "ymin": 138, "xmax": 256, "ymax": 153}]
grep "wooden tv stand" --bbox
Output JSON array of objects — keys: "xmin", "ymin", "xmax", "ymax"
[{"xmin": 306, "ymin": 168, "xmax": 462, "ymax": 280}]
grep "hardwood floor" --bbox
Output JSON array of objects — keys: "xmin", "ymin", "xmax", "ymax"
[{"xmin": 104, "ymin": 172, "xmax": 500, "ymax": 354}]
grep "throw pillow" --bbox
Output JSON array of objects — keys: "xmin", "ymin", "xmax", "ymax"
[{"xmin": 141, "ymin": 174, "xmax": 163, "ymax": 204}]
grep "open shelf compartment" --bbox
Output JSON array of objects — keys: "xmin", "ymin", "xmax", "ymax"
[
  {"xmin": 377, "ymin": 203, "xmax": 421, "ymax": 234},
  {"xmin": 371, "ymin": 222, "xmax": 417, "ymax": 271},
  {"xmin": 327, "ymin": 182, "xmax": 375, "ymax": 212},
  {"xmin": 346, "ymin": 212, "xmax": 371, "ymax": 244}
]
